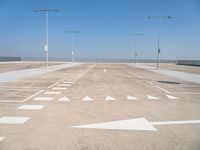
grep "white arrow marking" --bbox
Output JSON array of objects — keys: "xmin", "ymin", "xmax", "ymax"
[
  {"xmin": 0, "ymin": 137, "xmax": 5, "ymax": 142},
  {"xmin": 166, "ymin": 95, "xmax": 179, "ymax": 99},
  {"xmin": 82, "ymin": 96, "xmax": 93, "ymax": 101},
  {"xmin": 105, "ymin": 96, "xmax": 116, "ymax": 101},
  {"xmin": 127, "ymin": 95, "xmax": 138, "ymax": 100},
  {"xmin": 147, "ymin": 95, "xmax": 159, "ymax": 100},
  {"xmin": 58, "ymin": 96, "xmax": 70, "ymax": 102},
  {"xmin": 71, "ymin": 118, "xmax": 157, "ymax": 131},
  {"xmin": 70, "ymin": 118, "xmax": 200, "ymax": 131}
]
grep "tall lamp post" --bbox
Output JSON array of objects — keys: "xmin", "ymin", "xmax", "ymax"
[
  {"xmin": 148, "ymin": 16, "xmax": 172, "ymax": 70},
  {"xmin": 129, "ymin": 33, "xmax": 143, "ymax": 64},
  {"xmin": 35, "ymin": 9, "xmax": 59, "ymax": 68},
  {"xmin": 65, "ymin": 31, "xmax": 80, "ymax": 62}
]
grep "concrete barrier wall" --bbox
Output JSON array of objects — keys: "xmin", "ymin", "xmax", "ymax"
[{"xmin": 176, "ymin": 60, "xmax": 200, "ymax": 66}]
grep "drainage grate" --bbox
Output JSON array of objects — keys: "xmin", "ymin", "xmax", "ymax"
[{"xmin": 157, "ymin": 81, "xmax": 180, "ymax": 84}]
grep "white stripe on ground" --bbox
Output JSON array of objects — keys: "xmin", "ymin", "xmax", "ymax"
[
  {"xmin": 0, "ymin": 117, "xmax": 30, "ymax": 124},
  {"xmin": 33, "ymin": 97, "xmax": 54, "ymax": 101},
  {"xmin": 147, "ymin": 95, "xmax": 159, "ymax": 100},
  {"xmin": 52, "ymin": 87, "xmax": 67, "ymax": 90},
  {"xmin": 0, "ymin": 137, "xmax": 5, "ymax": 142},
  {"xmin": 17, "ymin": 105, "xmax": 45, "ymax": 110},
  {"xmin": 44, "ymin": 91, "xmax": 62, "ymax": 95},
  {"xmin": 151, "ymin": 120, "xmax": 200, "ymax": 125}
]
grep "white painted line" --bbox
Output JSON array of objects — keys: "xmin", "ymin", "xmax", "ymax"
[
  {"xmin": 166, "ymin": 94, "xmax": 179, "ymax": 99},
  {"xmin": 0, "ymin": 117, "xmax": 30, "ymax": 124},
  {"xmin": 63, "ymin": 81, "xmax": 75, "ymax": 84},
  {"xmin": 105, "ymin": 96, "xmax": 116, "ymax": 101},
  {"xmin": 52, "ymin": 87, "xmax": 67, "ymax": 90},
  {"xmin": 0, "ymin": 90, "xmax": 45, "ymax": 103},
  {"xmin": 57, "ymin": 84, "xmax": 71, "ymax": 87},
  {"xmin": 147, "ymin": 95, "xmax": 159, "ymax": 100},
  {"xmin": 48, "ymin": 74, "xmax": 74, "ymax": 89},
  {"xmin": 44, "ymin": 91, "xmax": 62, "ymax": 95},
  {"xmin": 22, "ymin": 90, "xmax": 45, "ymax": 103},
  {"xmin": 146, "ymin": 80, "xmax": 153, "ymax": 85},
  {"xmin": 151, "ymin": 120, "xmax": 200, "ymax": 125},
  {"xmin": 71, "ymin": 118, "xmax": 200, "ymax": 131},
  {"xmin": 33, "ymin": 97, "xmax": 54, "ymax": 101},
  {"xmin": 0, "ymin": 137, "xmax": 5, "ymax": 142},
  {"xmin": 69, "ymin": 79, "xmax": 77, "ymax": 82},
  {"xmin": 17, "ymin": 105, "xmax": 45, "ymax": 110},
  {"xmin": 127, "ymin": 95, "xmax": 138, "ymax": 100},
  {"xmin": 71, "ymin": 118, "xmax": 157, "ymax": 131},
  {"xmin": 155, "ymin": 85, "xmax": 170, "ymax": 94},
  {"xmin": 58, "ymin": 96, "xmax": 70, "ymax": 102},
  {"xmin": 82, "ymin": 96, "xmax": 93, "ymax": 101}
]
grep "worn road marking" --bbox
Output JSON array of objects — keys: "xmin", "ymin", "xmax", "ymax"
[
  {"xmin": 58, "ymin": 96, "xmax": 70, "ymax": 102},
  {"xmin": 63, "ymin": 81, "xmax": 75, "ymax": 84},
  {"xmin": 82, "ymin": 96, "xmax": 93, "ymax": 101},
  {"xmin": 44, "ymin": 91, "xmax": 62, "ymax": 95},
  {"xmin": 0, "ymin": 117, "xmax": 30, "ymax": 124},
  {"xmin": 71, "ymin": 118, "xmax": 200, "ymax": 131},
  {"xmin": 127, "ymin": 95, "xmax": 138, "ymax": 100},
  {"xmin": 166, "ymin": 94, "xmax": 179, "ymax": 99},
  {"xmin": 105, "ymin": 96, "xmax": 116, "ymax": 101},
  {"xmin": 155, "ymin": 85, "xmax": 170, "ymax": 93},
  {"xmin": 57, "ymin": 84, "xmax": 71, "ymax": 87},
  {"xmin": 0, "ymin": 137, "xmax": 5, "ymax": 142},
  {"xmin": 33, "ymin": 97, "xmax": 54, "ymax": 101},
  {"xmin": 147, "ymin": 95, "xmax": 159, "ymax": 100},
  {"xmin": 17, "ymin": 105, "xmax": 45, "ymax": 110},
  {"xmin": 52, "ymin": 87, "xmax": 67, "ymax": 90}
]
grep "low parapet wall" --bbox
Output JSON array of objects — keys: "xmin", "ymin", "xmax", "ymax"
[
  {"xmin": 0, "ymin": 57, "xmax": 21, "ymax": 62},
  {"xmin": 176, "ymin": 60, "xmax": 200, "ymax": 66}
]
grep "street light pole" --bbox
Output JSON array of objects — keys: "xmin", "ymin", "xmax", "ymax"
[
  {"xmin": 129, "ymin": 34, "xmax": 143, "ymax": 64},
  {"xmin": 35, "ymin": 9, "xmax": 59, "ymax": 69},
  {"xmin": 66, "ymin": 31, "xmax": 80, "ymax": 62},
  {"xmin": 148, "ymin": 16, "xmax": 172, "ymax": 70}
]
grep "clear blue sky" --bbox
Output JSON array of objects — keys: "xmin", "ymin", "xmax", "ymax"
[{"xmin": 0, "ymin": 0, "xmax": 200, "ymax": 60}]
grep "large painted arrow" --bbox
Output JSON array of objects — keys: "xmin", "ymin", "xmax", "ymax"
[{"xmin": 71, "ymin": 118, "xmax": 200, "ymax": 131}]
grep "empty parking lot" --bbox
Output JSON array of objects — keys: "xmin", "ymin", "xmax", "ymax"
[{"xmin": 0, "ymin": 62, "xmax": 200, "ymax": 150}]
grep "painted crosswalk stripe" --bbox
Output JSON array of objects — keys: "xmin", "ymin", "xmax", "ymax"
[
  {"xmin": 52, "ymin": 87, "xmax": 67, "ymax": 90},
  {"xmin": 127, "ymin": 95, "xmax": 138, "ymax": 100},
  {"xmin": 63, "ymin": 81, "xmax": 75, "ymax": 84},
  {"xmin": 147, "ymin": 95, "xmax": 159, "ymax": 100},
  {"xmin": 166, "ymin": 95, "xmax": 179, "ymax": 99},
  {"xmin": 0, "ymin": 137, "xmax": 5, "ymax": 142},
  {"xmin": 82, "ymin": 96, "xmax": 93, "ymax": 101},
  {"xmin": 57, "ymin": 84, "xmax": 71, "ymax": 87},
  {"xmin": 44, "ymin": 91, "xmax": 62, "ymax": 95},
  {"xmin": 17, "ymin": 105, "xmax": 45, "ymax": 110},
  {"xmin": 33, "ymin": 97, "xmax": 54, "ymax": 101},
  {"xmin": 0, "ymin": 117, "xmax": 30, "ymax": 124},
  {"xmin": 58, "ymin": 96, "xmax": 70, "ymax": 102},
  {"xmin": 105, "ymin": 96, "xmax": 116, "ymax": 101}
]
